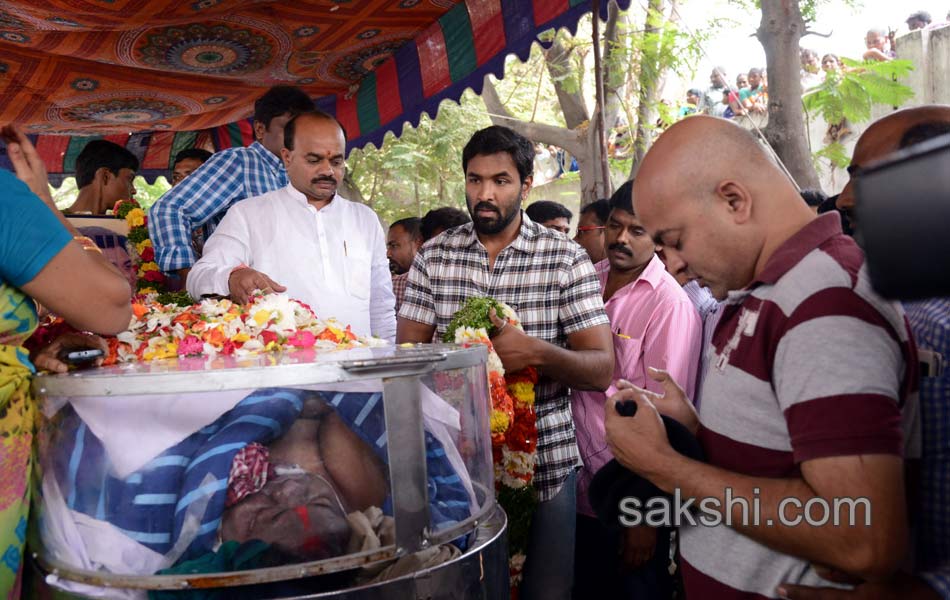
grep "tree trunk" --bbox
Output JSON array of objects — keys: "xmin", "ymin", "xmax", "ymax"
[
  {"xmin": 545, "ymin": 39, "xmax": 589, "ymax": 129},
  {"xmin": 629, "ymin": 0, "xmax": 664, "ymax": 178},
  {"xmin": 341, "ymin": 169, "xmax": 366, "ymax": 205},
  {"xmin": 757, "ymin": 0, "xmax": 821, "ymax": 190}
]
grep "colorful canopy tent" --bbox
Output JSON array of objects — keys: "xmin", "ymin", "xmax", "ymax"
[{"xmin": 0, "ymin": 0, "xmax": 630, "ymax": 184}]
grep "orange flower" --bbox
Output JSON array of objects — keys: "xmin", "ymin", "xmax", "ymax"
[
  {"xmin": 172, "ymin": 312, "xmax": 198, "ymax": 327},
  {"xmin": 202, "ymin": 326, "xmax": 227, "ymax": 346},
  {"xmin": 316, "ymin": 328, "xmax": 341, "ymax": 342}
]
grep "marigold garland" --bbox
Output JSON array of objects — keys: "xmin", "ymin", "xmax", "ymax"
[
  {"xmin": 114, "ymin": 199, "xmax": 168, "ymax": 295},
  {"xmin": 445, "ymin": 296, "xmax": 539, "ymax": 593}
]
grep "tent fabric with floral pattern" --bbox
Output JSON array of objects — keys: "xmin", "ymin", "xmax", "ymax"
[{"xmin": 0, "ymin": 0, "xmax": 630, "ymax": 184}]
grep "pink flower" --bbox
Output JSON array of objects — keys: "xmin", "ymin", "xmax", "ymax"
[
  {"xmin": 287, "ymin": 330, "xmax": 316, "ymax": 348},
  {"xmin": 260, "ymin": 330, "xmax": 279, "ymax": 346},
  {"xmin": 177, "ymin": 335, "xmax": 204, "ymax": 357}
]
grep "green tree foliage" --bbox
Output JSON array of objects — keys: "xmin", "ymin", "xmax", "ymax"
[
  {"xmin": 51, "ymin": 176, "xmax": 170, "ymax": 212},
  {"xmin": 345, "ymin": 90, "xmax": 491, "ymax": 224},
  {"xmin": 803, "ymin": 58, "xmax": 915, "ymax": 167},
  {"xmin": 131, "ymin": 177, "xmax": 172, "ymax": 211},
  {"xmin": 803, "ymin": 59, "xmax": 915, "ymax": 126}
]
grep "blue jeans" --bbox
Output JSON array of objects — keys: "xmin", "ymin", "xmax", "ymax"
[{"xmin": 519, "ymin": 470, "xmax": 577, "ymax": 600}]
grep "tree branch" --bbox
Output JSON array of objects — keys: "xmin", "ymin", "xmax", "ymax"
[
  {"xmin": 544, "ymin": 37, "xmax": 589, "ymax": 129},
  {"xmin": 481, "ymin": 76, "xmax": 585, "ymax": 155},
  {"xmin": 601, "ymin": 0, "xmax": 627, "ymax": 129}
]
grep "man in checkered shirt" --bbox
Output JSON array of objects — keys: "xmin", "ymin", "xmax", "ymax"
[{"xmin": 397, "ymin": 125, "xmax": 614, "ymax": 600}]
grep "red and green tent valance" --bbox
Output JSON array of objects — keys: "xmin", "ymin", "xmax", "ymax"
[{"xmin": 0, "ymin": 0, "xmax": 630, "ymax": 184}]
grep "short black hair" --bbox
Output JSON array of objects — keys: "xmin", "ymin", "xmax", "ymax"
[
  {"xmin": 75, "ymin": 140, "xmax": 139, "ymax": 188},
  {"xmin": 421, "ymin": 207, "xmax": 471, "ymax": 241},
  {"xmin": 799, "ymin": 188, "xmax": 828, "ymax": 207},
  {"xmin": 526, "ymin": 200, "xmax": 572, "ymax": 224},
  {"xmin": 253, "ymin": 85, "xmax": 316, "ymax": 130},
  {"xmin": 462, "ymin": 125, "xmax": 535, "ymax": 184},
  {"xmin": 390, "ymin": 217, "xmax": 422, "ymax": 241},
  {"xmin": 608, "ymin": 180, "xmax": 634, "ymax": 214},
  {"xmin": 800, "ymin": 48, "xmax": 819, "ymax": 61},
  {"xmin": 906, "ymin": 10, "xmax": 932, "ymax": 24},
  {"xmin": 580, "ymin": 198, "xmax": 611, "ymax": 225},
  {"xmin": 173, "ymin": 148, "xmax": 212, "ymax": 166},
  {"xmin": 687, "ymin": 88, "xmax": 703, "ymax": 97},
  {"xmin": 283, "ymin": 110, "xmax": 346, "ymax": 151},
  {"xmin": 898, "ymin": 121, "xmax": 950, "ymax": 149},
  {"xmin": 748, "ymin": 67, "xmax": 764, "ymax": 77}
]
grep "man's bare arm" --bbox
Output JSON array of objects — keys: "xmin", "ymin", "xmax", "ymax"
[{"xmin": 396, "ymin": 317, "xmax": 436, "ymax": 344}]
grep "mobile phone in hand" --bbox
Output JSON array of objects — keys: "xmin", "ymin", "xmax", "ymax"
[{"xmin": 62, "ymin": 349, "xmax": 104, "ymax": 366}]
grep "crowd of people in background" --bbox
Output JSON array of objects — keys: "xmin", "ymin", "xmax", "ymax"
[{"xmin": 678, "ymin": 9, "xmax": 950, "ymax": 126}]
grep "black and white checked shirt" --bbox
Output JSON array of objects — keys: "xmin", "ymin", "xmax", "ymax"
[{"xmin": 399, "ymin": 214, "xmax": 609, "ymax": 501}]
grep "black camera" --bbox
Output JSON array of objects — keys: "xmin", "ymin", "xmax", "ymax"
[{"xmin": 854, "ymin": 132, "xmax": 950, "ymax": 301}]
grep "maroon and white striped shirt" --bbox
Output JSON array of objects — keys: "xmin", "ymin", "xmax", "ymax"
[{"xmin": 681, "ymin": 213, "xmax": 918, "ymax": 599}]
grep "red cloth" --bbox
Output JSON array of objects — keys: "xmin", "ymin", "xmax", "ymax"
[{"xmin": 226, "ymin": 443, "xmax": 272, "ymax": 508}]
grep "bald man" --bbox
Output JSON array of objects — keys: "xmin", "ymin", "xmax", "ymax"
[
  {"xmin": 603, "ymin": 116, "xmax": 918, "ymax": 599},
  {"xmin": 782, "ymin": 107, "xmax": 950, "ymax": 600}
]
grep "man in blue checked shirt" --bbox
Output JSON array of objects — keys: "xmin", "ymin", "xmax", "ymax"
[
  {"xmin": 779, "ymin": 107, "xmax": 950, "ymax": 600},
  {"xmin": 148, "ymin": 85, "xmax": 315, "ymax": 282}
]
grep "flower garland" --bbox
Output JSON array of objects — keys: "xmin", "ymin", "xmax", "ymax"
[
  {"xmin": 113, "ymin": 199, "xmax": 168, "ymax": 295},
  {"xmin": 443, "ymin": 296, "xmax": 538, "ymax": 594},
  {"xmin": 107, "ymin": 292, "xmax": 384, "ymax": 363}
]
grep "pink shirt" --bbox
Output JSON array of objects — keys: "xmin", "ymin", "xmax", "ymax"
[{"xmin": 572, "ymin": 254, "xmax": 702, "ymax": 516}]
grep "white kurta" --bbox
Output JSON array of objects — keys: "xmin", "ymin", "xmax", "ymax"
[{"xmin": 187, "ymin": 184, "xmax": 396, "ymax": 341}]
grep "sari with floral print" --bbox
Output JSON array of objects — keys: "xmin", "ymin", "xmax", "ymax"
[{"xmin": 0, "ymin": 281, "xmax": 38, "ymax": 599}]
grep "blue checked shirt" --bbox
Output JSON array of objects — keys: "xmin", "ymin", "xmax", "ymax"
[
  {"xmin": 905, "ymin": 297, "xmax": 950, "ymax": 598},
  {"xmin": 148, "ymin": 141, "xmax": 287, "ymax": 271}
]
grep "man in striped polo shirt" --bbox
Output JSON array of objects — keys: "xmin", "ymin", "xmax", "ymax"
[
  {"xmin": 781, "ymin": 107, "xmax": 950, "ymax": 600},
  {"xmin": 604, "ymin": 116, "xmax": 916, "ymax": 599}
]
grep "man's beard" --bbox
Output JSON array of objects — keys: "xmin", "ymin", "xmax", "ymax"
[
  {"xmin": 468, "ymin": 200, "xmax": 518, "ymax": 235},
  {"xmin": 389, "ymin": 260, "xmax": 407, "ymax": 275}
]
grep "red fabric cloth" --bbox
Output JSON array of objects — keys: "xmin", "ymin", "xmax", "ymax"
[{"xmin": 226, "ymin": 442, "xmax": 272, "ymax": 508}]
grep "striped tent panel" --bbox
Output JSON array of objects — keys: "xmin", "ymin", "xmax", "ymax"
[{"xmin": 2, "ymin": 0, "xmax": 630, "ymax": 182}]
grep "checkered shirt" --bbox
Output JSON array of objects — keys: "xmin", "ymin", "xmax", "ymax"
[
  {"xmin": 392, "ymin": 272, "xmax": 409, "ymax": 314},
  {"xmin": 148, "ymin": 141, "xmax": 287, "ymax": 271},
  {"xmin": 399, "ymin": 215, "xmax": 609, "ymax": 501},
  {"xmin": 905, "ymin": 297, "xmax": 950, "ymax": 596}
]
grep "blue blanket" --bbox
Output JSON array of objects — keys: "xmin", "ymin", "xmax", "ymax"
[{"xmin": 54, "ymin": 388, "xmax": 472, "ymax": 561}]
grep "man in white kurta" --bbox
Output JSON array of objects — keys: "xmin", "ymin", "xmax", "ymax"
[{"xmin": 187, "ymin": 111, "xmax": 396, "ymax": 341}]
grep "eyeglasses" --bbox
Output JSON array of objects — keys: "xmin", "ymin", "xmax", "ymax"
[{"xmin": 575, "ymin": 226, "xmax": 605, "ymax": 233}]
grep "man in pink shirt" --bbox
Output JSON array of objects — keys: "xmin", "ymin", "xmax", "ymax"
[{"xmin": 572, "ymin": 180, "xmax": 702, "ymax": 599}]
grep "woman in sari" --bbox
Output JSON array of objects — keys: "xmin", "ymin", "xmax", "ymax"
[{"xmin": 0, "ymin": 125, "xmax": 132, "ymax": 598}]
